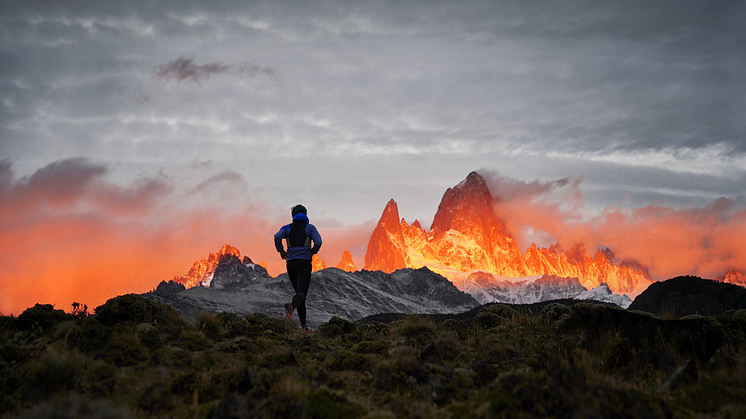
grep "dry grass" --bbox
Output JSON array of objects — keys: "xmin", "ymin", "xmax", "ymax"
[
  {"xmin": 195, "ymin": 310, "xmax": 221, "ymax": 340},
  {"xmin": 2, "ymin": 295, "xmax": 745, "ymax": 418}
]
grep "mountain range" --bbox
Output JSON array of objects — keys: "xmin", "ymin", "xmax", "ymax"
[
  {"xmin": 161, "ymin": 171, "xmax": 744, "ymax": 322},
  {"xmin": 363, "ymin": 172, "xmax": 654, "ymax": 300},
  {"xmin": 148, "ymin": 250, "xmax": 745, "ymax": 330},
  {"xmin": 150, "ymin": 252, "xmax": 478, "ymax": 328}
]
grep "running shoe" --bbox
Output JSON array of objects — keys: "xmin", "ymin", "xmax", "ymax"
[{"xmin": 284, "ymin": 303, "xmax": 294, "ymax": 318}]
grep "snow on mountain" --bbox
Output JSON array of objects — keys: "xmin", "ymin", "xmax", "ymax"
[
  {"xmin": 574, "ymin": 283, "xmax": 633, "ymax": 309},
  {"xmin": 449, "ymin": 271, "xmax": 587, "ymax": 305},
  {"xmin": 208, "ymin": 253, "xmax": 270, "ymax": 290},
  {"xmin": 444, "ymin": 270, "xmax": 633, "ymax": 308},
  {"xmin": 173, "ymin": 244, "xmax": 246, "ymax": 288}
]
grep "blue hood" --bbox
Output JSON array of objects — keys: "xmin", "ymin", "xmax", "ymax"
[{"xmin": 293, "ymin": 213, "xmax": 309, "ymax": 223}]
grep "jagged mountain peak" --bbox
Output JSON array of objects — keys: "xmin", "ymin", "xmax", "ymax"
[
  {"xmin": 312, "ymin": 254, "xmax": 327, "ymax": 272},
  {"xmin": 173, "ymin": 244, "xmax": 244, "ymax": 289},
  {"xmin": 363, "ymin": 171, "xmax": 654, "ymax": 301},
  {"xmin": 430, "ymin": 171, "xmax": 497, "ymax": 238},
  {"xmin": 715, "ymin": 269, "xmax": 746, "ymax": 286},
  {"xmin": 372, "ymin": 199, "xmax": 403, "ymax": 235},
  {"xmin": 335, "ymin": 250, "xmax": 358, "ymax": 272},
  {"xmin": 455, "ymin": 171, "xmax": 490, "ymax": 193},
  {"xmin": 210, "ymin": 253, "xmax": 268, "ymax": 290},
  {"xmin": 381, "ymin": 199, "xmax": 399, "ymax": 219},
  {"xmin": 219, "ymin": 244, "xmax": 241, "ymax": 257},
  {"xmin": 364, "ymin": 198, "xmax": 409, "ymax": 272}
]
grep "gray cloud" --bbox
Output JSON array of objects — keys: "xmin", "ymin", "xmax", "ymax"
[
  {"xmin": 153, "ymin": 56, "xmax": 282, "ymax": 86},
  {"xmin": 0, "ymin": 158, "xmax": 175, "ymax": 220},
  {"xmin": 0, "ymin": 0, "xmax": 743, "ymax": 227}
]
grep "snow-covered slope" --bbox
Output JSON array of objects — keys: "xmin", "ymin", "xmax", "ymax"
[
  {"xmin": 445, "ymin": 270, "xmax": 632, "ymax": 308},
  {"xmin": 450, "ymin": 271, "xmax": 587, "ymax": 305},
  {"xmin": 574, "ymin": 283, "xmax": 632, "ymax": 309},
  {"xmin": 172, "ymin": 244, "xmax": 246, "ymax": 288}
]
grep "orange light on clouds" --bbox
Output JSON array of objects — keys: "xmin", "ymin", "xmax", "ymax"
[
  {"xmin": 487, "ymin": 173, "xmax": 746, "ymax": 281},
  {"xmin": 1, "ymin": 159, "xmax": 743, "ymax": 315},
  {"xmin": 0, "ymin": 158, "xmax": 291, "ymax": 315}
]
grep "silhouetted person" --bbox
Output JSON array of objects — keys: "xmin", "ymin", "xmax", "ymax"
[{"xmin": 274, "ymin": 204, "xmax": 322, "ymax": 332}]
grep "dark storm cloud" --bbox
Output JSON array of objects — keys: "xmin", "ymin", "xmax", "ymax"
[
  {"xmin": 153, "ymin": 56, "xmax": 282, "ymax": 86},
  {"xmin": 153, "ymin": 57, "xmax": 231, "ymax": 84},
  {"xmin": 0, "ymin": 158, "xmax": 174, "ymax": 217},
  {"xmin": 0, "ymin": 158, "xmax": 107, "ymax": 208}
]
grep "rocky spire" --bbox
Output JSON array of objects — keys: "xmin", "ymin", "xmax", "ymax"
[
  {"xmin": 430, "ymin": 171, "xmax": 500, "ymax": 239},
  {"xmin": 361, "ymin": 171, "xmax": 652, "ymax": 294},
  {"xmin": 335, "ymin": 250, "xmax": 358, "ymax": 272},
  {"xmin": 363, "ymin": 199, "xmax": 410, "ymax": 273},
  {"xmin": 173, "ymin": 244, "xmax": 242, "ymax": 288}
]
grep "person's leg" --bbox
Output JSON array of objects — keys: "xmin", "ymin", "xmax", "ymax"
[
  {"xmin": 290, "ymin": 260, "xmax": 312, "ymax": 328},
  {"xmin": 287, "ymin": 261, "xmax": 300, "ymax": 292},
  {"xmin": 285, "ymin": 261, "xmax": 301, "ymax": 318}
]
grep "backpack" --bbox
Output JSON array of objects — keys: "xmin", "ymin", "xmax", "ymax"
[{"xmin": 286, "ymin": 219, "xmax": 311, "ymax": 248}]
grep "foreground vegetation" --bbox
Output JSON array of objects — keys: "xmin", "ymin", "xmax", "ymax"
[{"xmin": 1, "ymin": 295, "xmax": 746, "ymax": 418}]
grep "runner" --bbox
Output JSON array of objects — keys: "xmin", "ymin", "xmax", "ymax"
[{"xmin": 273, "ymin": 204, "xmax": 322, "ymax": 332}]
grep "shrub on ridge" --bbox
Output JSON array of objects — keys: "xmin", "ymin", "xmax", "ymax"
[{"xmin": 95, "ymin": 295, "xmax": 185, "ymax": 326}]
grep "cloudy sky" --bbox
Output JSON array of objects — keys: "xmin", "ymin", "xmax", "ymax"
[{"xmin": 1, "ymin": 0, "xmax": 744, "ymax": 314}]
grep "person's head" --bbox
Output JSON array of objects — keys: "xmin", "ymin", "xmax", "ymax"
[{"xmin": 291, "ymin": 204, "xmax": 307, "ymax": 217}]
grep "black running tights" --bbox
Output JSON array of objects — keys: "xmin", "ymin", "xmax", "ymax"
[{"xmin": 286, "ymin": 259, "xmax": 312, "ymax": 327}]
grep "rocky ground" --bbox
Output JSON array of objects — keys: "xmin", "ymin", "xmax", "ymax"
[{"xmin": 145, "ymin": 265, "xmax": 480, "ymax": 328}]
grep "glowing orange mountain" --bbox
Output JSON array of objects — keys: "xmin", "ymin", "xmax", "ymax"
[
  {"xmin": 364, "ymin": 199, "xmax": 411, "ymax": 272},
  {"xmin": 335, "ymin": 250, "xmax": 358, "ymax": 272},
  {"xmin": 363, "ymin": 171, "xmax": 653, "ymax": 295},
  {"xmin": 312, "ymin": 254, "xmax": 327, "ymax": 272},
  {"xmin": 715, "ymin": 269, "xmax": 746, "ymax": 286},
  {"xmin": 174, "ymin": 243, "xmax": 337, "ymax": 288},
  {"xmin": 173, "ymin": 244, "xmax": 244, "ymax": 288}
]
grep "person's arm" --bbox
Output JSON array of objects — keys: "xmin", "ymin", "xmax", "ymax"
[
  {"xmin": 308, "ymin": 225, "xmax": 322, "ymax": 254},
  {"xmin": 274, "ymin": 227, "xmax": 288, "ymax": 259}
]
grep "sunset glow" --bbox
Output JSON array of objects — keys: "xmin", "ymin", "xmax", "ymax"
[
  {"xmin": 1, "ymin": 159, "xmax": 744, "ymax": 315},
  {"xmin": 1, "ymin": 1, "xmax": 743, "ymax": 315}
]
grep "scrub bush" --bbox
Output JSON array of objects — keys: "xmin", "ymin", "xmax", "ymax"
[
  {"xmin": 17, "ymin": 304, "xmax": 72, "ymax": 331},
  {"xmin": 196, "ymin": 310, "xmax": 222, "ymax": 340},
  {"xmin": 95, "ymin": 294, "xmax": 184, "ymax": 326},
  {"xmin": 218, "ymin": 312, "xmax": 249, "ymax": 338},
  {"xmin": 24, "ymin": 348, "xmax": 86, "ymax": 401},
  {"xmin": 319, "ymin": 316, "xmax": 357, "ymax": 337},
  {"xmin": 306, "ymin": 388, "xmax": 366, "ymax": 419},
  {"xmin": 4, "ymin": 305, "xmax": 746, "ymax": 418},
  {"xmin": 244, "ymin": 312, "xmax": 296, "ymax": 336},
  {"xmin": 540, "ymin": 302, "xmax": 573, "ymax": 323},
  {"xmin": 475, "ymin": 304, "xmax": 519, "ymax": 329},
  {"xmin": 391, "ymin": 315, "xmax": 437, "ymax": 345}
]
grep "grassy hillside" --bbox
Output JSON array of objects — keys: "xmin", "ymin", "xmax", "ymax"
[{"xmin": 1, "ymin": 295, "xmax": 745, "ymax": 418}]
